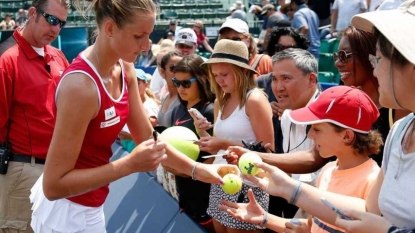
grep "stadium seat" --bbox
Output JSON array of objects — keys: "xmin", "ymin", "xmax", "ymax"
[
  {"xmin": 191, "ymin": 12, "xmax": 204, "ymax": 19},
  {"xmin": 0, "ymin": 2, "xmax": 13, "ymax": 12},
  {"xmin": 14, "ymin": 2, "xmax": 24, "ymax": 9},
  {"xmin": 334, "ymin": 73, "xmax": 342, "ymax": 84},
  {"xmin": 200, "ymin": 52, "xmax": 211, "ymax": 59},
  {"xmin": 185, "ymin": 3, "xmax": 197, "ymax": 10},
  {"xmin": 159, "ymin": 2, "xmax": 171, "ymax": 10},
  {"xmin": 177, "ymin": 10, "xmax": 190, "ymax": 19},
  {"xmin": 332, "ymin": 39, "xmax": 340, "ymax": 52},
  {"xmin": 320, "ymin": 82, "xmax": 338, "ymax": 91},
  {"xmin": 24, "ymin": 1, "xmax": 32, "ymax": 8},
  {"xmin": 216, "ymin": 10, "xmax": 229, "ymax": 19},
  {"xmin": 163, "ymin": 11, "xmax": 178, "ymax": 19},
  {"xmin": 204, "ymin": 12, "xmax": 216, "ymax": 19},
  {"xmin": 209, "ymin": 2, "xmax": 223, "ymax": 9},
  {"xmin": 320, "ymin": 38, "xmax": 339, "ymax": 53},
  {"xmin": 171, "ymin": 1, "xmax": 185, "ymax": 10},
  {"xmin": 318, "ymin": 53, "xmax": 338, "ymax": 74},
  {"xmin": 318, "ymin": 72, "xmax": 334, "ymax": 83}
]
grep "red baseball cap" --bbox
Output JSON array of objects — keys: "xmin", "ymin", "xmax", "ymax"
[{"xmin": 288, "ymin": 86, "xmax": 379, "ymax": 134}]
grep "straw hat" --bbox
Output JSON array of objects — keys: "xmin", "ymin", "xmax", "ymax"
[
  {"xmin": 351, "ymin": 0, "xmax": 415, "ymax": 65},
  {"xmin": 201, "ymin": 39, "xmax": 258, "ymax": 74}
]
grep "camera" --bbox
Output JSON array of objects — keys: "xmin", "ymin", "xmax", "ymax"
[{"xmin": 0, "ymin": 146, "xmax": 11, "ymax": 174}]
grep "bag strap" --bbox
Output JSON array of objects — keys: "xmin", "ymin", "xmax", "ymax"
[
  {"xmin": 251, "ymin": 54, "xmax": 265, "ymax": 71},
  {"xmin": 384, "ymin": 113, "xmax": 414, "ymax": 172}
]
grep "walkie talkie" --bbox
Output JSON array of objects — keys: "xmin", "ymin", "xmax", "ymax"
[{"xmin": 0, "ymin": 120, "xmax": 12, "ymax": 174}]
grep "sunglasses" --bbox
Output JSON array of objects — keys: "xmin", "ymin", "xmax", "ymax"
[
  {"xmin": 369, "ymin": 54, "xmax": 381, "ymax": 69},
  {"xmin": 194, "ymin": 25, "xmax": 202, "ymax": 29},
  {"xmin": 275, "ymin": 44, "xmax": 296, "ymax": 52},
  {"xmin": 172, "ymin": 77, "xmax": 197, "ymax": 88},
  {"xmin": 333, "ymin": 50, "xmax": 354, "ymax": 64},
  {"xmin": 38, "ymin": 9, "xmax": 66, "ymax": 28}
]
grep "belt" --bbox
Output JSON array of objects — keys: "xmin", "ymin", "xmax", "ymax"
[{"xmin": 10, "ymin": 154, "xmax": 46, "ymax": 164}]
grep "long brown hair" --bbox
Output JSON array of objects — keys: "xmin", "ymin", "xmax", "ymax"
[{"xmin": 343, "ymin": 26, "xmax": 378, "ymax": 87}]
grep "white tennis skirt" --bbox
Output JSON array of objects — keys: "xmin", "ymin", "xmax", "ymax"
[{"xmin": 30, "ymin": 174, "xmax": 106, "ymax": 233}]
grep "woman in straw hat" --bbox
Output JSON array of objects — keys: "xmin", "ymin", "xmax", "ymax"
[
  {"xmin": 192, "ymin": 39, "xmax": 274, "ymax": 232},
  {"xmin": 213, "ymin": 1, "xmax": 415, "ymax": 233}
]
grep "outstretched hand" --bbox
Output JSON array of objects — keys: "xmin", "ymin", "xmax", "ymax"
[
  {"xmin": 219, "ymin": 189, "xmax": 265, "ymax": 225},
  {"xmin": 244, "ymin": 161, "xmax": 294, "ymax": 197}
]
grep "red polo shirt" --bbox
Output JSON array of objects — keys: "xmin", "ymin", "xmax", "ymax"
[{"xmin": 0, "ymin": 30, "xmax": 69, "ymax": 159}]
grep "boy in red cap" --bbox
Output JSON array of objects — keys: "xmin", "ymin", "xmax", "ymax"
[{"xmin": 220, "ymin": 85, "xmax": 382, "ymax": 233}]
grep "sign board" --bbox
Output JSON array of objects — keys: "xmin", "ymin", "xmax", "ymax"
[{"xmin": 205, "ymin": 26, "xmax": 221, "ymax": 37}]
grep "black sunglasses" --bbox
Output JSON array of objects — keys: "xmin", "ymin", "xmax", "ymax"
[
  {"xmin": 333, "ymin": 50, "xmax": 353, "ymax": 64},
  {"xmin": 275, "ymin": 44, "xmax": 297, "ymax": 52},
  {"xmin": 172, "ymin": 77, "xmax": 197, "ymax": 88},
  {"xmin": 38, "ymin": 9, "xmax": 66, "ymax": 28}
]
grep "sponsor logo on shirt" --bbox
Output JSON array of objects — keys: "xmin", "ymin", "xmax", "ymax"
[
  {"xmin": 101, "ymin": 116, "xmax": 120, "ymax": 128},
  {"xmin": 175, "ymin": 118, "xmax": 191, "ymax": 126},
  {"xmin": 104, "ymin": 106, "xmax": 116, "ymax": 120}
]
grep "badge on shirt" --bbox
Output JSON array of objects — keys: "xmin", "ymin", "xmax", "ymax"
[
  {"xmin": 104, "ymin": 106, "xmax": 116, "ymax": 120},
  {"xmin": 101, "ymin": 116, "xmax": 120, "ymax": 128}
]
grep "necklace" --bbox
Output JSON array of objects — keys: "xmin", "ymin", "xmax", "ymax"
[{"xmin": 93, "ymin": 46, "xmax": 112, "ymax": 84}]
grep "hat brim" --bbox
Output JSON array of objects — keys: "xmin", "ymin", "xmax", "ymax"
[
  {"xmin": 219, "ymin": 25, "xmax": 247, "ymax": 34},
  {"xmin": 351, "ymin": 9, "xmax": 415, "ymax": 65},
  {"xmin": 261, "ymin": 10, "xmax": 268, "ymax": 15},
  {"xmin": 175, "ymin": 41, "xmax": 195, "ymax": 47},
  {"xmin": 288, "ymin": 108, "xmax": 369, "ymax": 134},
  {"xmin": 201, "ymin": 58, "xmax": 258, "ymax": 75}
]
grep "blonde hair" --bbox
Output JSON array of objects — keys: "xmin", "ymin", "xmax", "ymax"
[
  {"xmin": 32, "ymin": 0, "xmax": 70, "ymax": 10},
  {"xmin": 208, "ymin": 64, "xmax": 257, "ymax": 109},
  {"xmin": 74, "ymin": 0, "xmax": 156, "ymax": 28},
  {"xmin": 194, "ymin": 20, "xmax": 204, "ymax": 28},
  {"xmin": 145, "ymin": 88, "xmax": 160, "ymax": 105}
]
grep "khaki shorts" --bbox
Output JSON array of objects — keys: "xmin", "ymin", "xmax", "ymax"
[{"xmin": 0, "ymin": 161, "xmax": 44, "ymax": 233}]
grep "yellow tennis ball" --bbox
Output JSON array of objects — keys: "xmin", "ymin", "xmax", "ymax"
[
  {"xmin": 238, "ymin": 152, "xmax": 262, "ymax": 175},
  {"xmin": 222, "ymin": 173, "xmax": 243, "ymax": 195},
  {"xmin": 161, "ymin": 126, "xmax": 200, "ymax": 161}
]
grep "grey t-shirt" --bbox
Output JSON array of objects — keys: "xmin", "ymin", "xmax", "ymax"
[
  {"xmin": 157, "ymin": 93, "xmax": 181, "ymax": 127},
  {"xmin": 379, "ymin": 115, "xmax": 415, "ymax": 229}
]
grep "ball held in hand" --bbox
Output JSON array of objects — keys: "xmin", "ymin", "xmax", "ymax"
[
  {"xmin": 222, "ymin": 173, "xmax": 243, "ymax": 195},
  {"xmin": 160, "ymin": 126, "xmax": 200, "ymax": 161},
  {"xmin": 238, "ymin": 152, "xmax": 262, "ymax": 175}
]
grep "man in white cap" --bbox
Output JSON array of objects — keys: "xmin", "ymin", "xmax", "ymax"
[
  {"xmin": 174, "ymin": 28, "xmax": 207, "ymax": 60},
  {"xmin": 218, "ymin": 18, "xmax": 250, "ymax": 46}
]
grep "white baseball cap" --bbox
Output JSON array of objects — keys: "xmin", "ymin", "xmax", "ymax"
[
  {"xmin": 351, "ymin": 0, "xmax": 415, "ymax": 65},
  {"xmin": 219, "ymin": 18, "xmax": 249, "ymax": 34},
  {"xmin": 174, "ymin": 28, "xmax": 197, "ymax": 47}
]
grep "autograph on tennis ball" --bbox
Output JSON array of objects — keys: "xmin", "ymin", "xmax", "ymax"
[{"xmin": 238, "ymin": 152, "xmax": 262, "ymax": 176}]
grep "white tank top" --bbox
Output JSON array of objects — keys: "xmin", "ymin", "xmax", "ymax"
[{"xmin": 213, "ymin": 89, "xmax": 257, "ymax": 164}]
